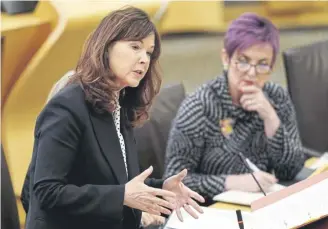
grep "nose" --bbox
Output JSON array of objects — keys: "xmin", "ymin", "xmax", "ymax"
[
  {"xmin": 247, "ymin": 65, "xmax": 257, "ymax": 79},
  {"xmin": 139, "ymin": 51, "xmax": 149, "ymax": 65}
]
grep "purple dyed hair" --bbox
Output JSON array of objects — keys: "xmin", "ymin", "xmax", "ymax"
[{"xmin": 224, "ymin": 13, "xmax": 280, "ymax": 66}]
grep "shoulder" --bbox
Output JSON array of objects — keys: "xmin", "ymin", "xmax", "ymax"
[
  {"xmin": 173, "ymin": 77, "xmax": 224, "ymax": 134},
  {"xmin": 37, "ymin": 83, "xmax": 88, "ymax": 128},
  {"xmin": 182, "ymin": 76, "xmax": 224, "ymax": 111}
]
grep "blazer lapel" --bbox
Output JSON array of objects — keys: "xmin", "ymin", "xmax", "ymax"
[{"xmin": 89, "ymin": 111, "xmax": 128, "ymax": 184}]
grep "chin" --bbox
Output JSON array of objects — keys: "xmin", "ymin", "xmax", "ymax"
[{"xmin": 127, "ymin": 80, "xmax": 141, "ymax": 88}]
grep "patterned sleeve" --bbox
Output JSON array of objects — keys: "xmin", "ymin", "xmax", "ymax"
[
  {"xmin": 266, "ymin": 86, "xmax": 305, "ymax": 181},
  {"xmin": 164, "ymin": 93, "xmax": 227, "ymax": 199}
]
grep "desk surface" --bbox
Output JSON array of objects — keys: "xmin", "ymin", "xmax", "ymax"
[{"xmin": 210, "ymin": 157, "xmax": 318, "ymax": 211}]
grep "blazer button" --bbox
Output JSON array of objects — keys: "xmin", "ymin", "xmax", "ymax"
[{"xmin": 121, "ymin": 216, "xmax": 124, "ymax": 222}]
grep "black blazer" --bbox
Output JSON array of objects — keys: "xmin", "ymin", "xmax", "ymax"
[{"xmin": 22, "ymin": 83, "xmax": 163, "ymax": 229}]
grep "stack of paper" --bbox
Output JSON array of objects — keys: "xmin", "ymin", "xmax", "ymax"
[
  {"xmin": 310, "ymin": 152, "xmax": 328, "ymax": 169},
  {"xmin": 213, "ymin": 184, "xmax": 285, "ymax": 206},
  {"xmin": 164, "ymin": 207, "xmax": 253, "ymax": 229},
  {"xmin": 165, "ymin": 173, "xmax": 328, "ymax": 229},
  {"xmin": 251, "ymin": 178, "xmax": 328, "ymax": 229}
]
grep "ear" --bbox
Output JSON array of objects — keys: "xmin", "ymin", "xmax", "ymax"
[{"xmin": 221, "ymin": 48, "xmax": 229, "ymax": 70}]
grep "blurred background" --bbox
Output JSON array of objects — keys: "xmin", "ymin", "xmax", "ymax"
[{"xmin": 1, "ymin": 1, "xmax": 328, "ymax": 228}]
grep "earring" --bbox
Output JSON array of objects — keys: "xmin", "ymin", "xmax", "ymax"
[{"xmin": 223, "ymin": 63, "xmax": 229, "ymax": 71}]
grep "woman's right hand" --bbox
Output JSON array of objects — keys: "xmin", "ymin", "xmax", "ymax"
[
  {"xmin": 225, "ymin": 171, "xmax": 278, "ymax": 192},
  {"xmin": 124, "ymin": 166, "xmax": 176, "ymax": 216}
]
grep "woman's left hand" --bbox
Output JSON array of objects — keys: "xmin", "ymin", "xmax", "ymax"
[{"xmin": 163, "ymin": 169, "xmax": 205, "ymax": 222}]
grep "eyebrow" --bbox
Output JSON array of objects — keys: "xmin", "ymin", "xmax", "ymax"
[
  {"xmin": 139, "ymin": 40, "xmax": 155, "ymax": 47},
  {"xmin": 240, "ymin": 54, "xmax": 269, "ymax": 62}
]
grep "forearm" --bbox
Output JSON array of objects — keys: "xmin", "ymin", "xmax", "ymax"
[
  {"xmin": 264, "ymin": 112, "xmax": 281, "ymax": 138},
  {"xmin": 266, "ymin": 123, "xmax": 305, "ymax": 180},
  {"xmin": 34, "ymin": 181, "xmax": 125, "ymax": 220}
]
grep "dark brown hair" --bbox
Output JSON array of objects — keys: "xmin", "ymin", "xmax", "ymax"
[{"xmin": 70, "ymin": 6, "xmax": 162, "ymax": 127}]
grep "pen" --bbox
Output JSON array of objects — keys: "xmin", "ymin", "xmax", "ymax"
[
  {"xmin": 236, "ymin": 209, "xmax": 244, "ymax": 229},
  {"xmin": 238, "ymin": 152, "xmax": 267, "ymax": 196},
  {"xmin": 245, "ymin": 157, "xmax": 260, "ymax": 172}
]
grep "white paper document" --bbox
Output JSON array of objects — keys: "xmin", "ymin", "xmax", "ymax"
[
  {"xmin": 251, "ymin": 178, "xmax": 328, "ymax": 229},
  {"xmin": 213, "ymin": 184, "xmax": 285, "ymax": 206},
  {"xmin": 164, "ymin": 207, "xmax": 253, "ymax": 229},
  {"xmin": 166, "ymin": 177, "xmax": 328, "ymax": 229},
  {"xmin": 310, "ymin": 152, "xmax": 328, "ymax": 169}
]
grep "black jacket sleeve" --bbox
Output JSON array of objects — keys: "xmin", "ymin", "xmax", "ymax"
[{"xmin": 32, "ymin": 98, "xmax": 125, "ymax": 220}]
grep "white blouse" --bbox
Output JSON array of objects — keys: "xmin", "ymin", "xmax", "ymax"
[{"xmin": 112, "ymin": 106, "xmax": 128, "ymax": 177}]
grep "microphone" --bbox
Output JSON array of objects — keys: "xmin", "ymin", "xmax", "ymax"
[{"xmin": 237, "ymin": 152, "xmax": 267, "ymax": 196}]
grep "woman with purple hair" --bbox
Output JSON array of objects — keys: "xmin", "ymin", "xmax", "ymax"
[{"xmin": 164, "ymin": 13, "xmax": 305, "ymax": 203}]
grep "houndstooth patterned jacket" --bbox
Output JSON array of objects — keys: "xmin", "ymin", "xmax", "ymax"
[{"xmin": 164, "ymin": 75, "xmax": 305, "ymax": 199}]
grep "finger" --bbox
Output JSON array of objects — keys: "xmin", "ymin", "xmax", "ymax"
[
  {"xmin": 176, "ymin": 169, "xmax": 188, "ymax": 181},
  {"xmin": 150, "ymin": 187, "xmax": 176, "ymax": 198},
  {"xmin": 240, "ymin": 93, "xmax": 256, "ymax": 104},
  {"xmin": 176, "ymin": 208, "xmax": 184, "ymax": 222},
  {"xmin": 188, "ymin": 188, "xmax": 205, "ymax": 203},
  {"xmin": 240, "ymin": 98, "xmax": 254, "ymax": 109},
  {"xmin": 261, "ymin": 172, "xmax": 278, "ymax": 184},
  {"xmin": 148, "ymin": 196, "xmax": 175, "ymax": 210},
  {"xmin": 243, "ymin": 103, "xmax": 259, "ymax": 112},
  {"xmin": 143, "ymin": 199, "xmax": 172, "ymax": 215},
  {"xmin": 188, "ymin": 198, "xmax": 204, "ymax": 214},
  {"xmin": 183, "ymin": 204, "xmax": 199, "ymax": 219},
  {"xmin": 240, "ymin": 85, "xmax": 261, "ymax": 94},
  {"xmin": 147, "ymin": 209, "xmax": 161, "ymax": 216},
  {"xmin": 156, "ymin": 205, "xmax": 172, "ymax": 215},
  {"xmin": 137, "ymin": 166, "xmax": 153, "ymax": 181},
  {"xmin": 141, "ymin": 213, "xmax": 151, "ymax": 227},
  {"xmin": 257, "ymin": 177, "xmax": 274, "ymax": 190},
  {"xmin": 142, "ymin": 205, "xmax": 161, "ymax": 216},
  {"xmin": 154, "ymin": 215, "xmax": 166, "ymax": 225},
  {"xmin": 253, "ymin": 173, "xmax": 272, "ymax": 189}
]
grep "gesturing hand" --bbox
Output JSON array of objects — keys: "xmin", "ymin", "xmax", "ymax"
[
  {"xmin": 124, "ymin": 166, "xmax": 176, "ymax": 216},
  {"xmin": 163, "ymin": 169, "xmax": 205, "ymax": 222},
  {"xmin": 141, "ymin": 212, "xmax": 166, "ymax": 227}
]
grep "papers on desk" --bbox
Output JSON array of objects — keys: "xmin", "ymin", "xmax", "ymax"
[
  {"xmin": 164, "ymin": 207, "xmax": 253, "ymax": 229},
  {"xmin": 165, "ymin": 176, "xmax": 328, "ymax": 229},
  {"xmin": 213, "ymin": 184, "xmax": 285, "ymax": 206},
  {"xmin": 251, "ymin": 177, "xmax": 328, "ymax": 229},
  {"xmin": 310, "ymin": 152, "xmax": 328, "ymax": 170}
]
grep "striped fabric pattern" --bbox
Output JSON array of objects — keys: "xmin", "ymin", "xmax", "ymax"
[{"xmin": 164, "ymin": 75, "xmax": 305, "ymax": 199}]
